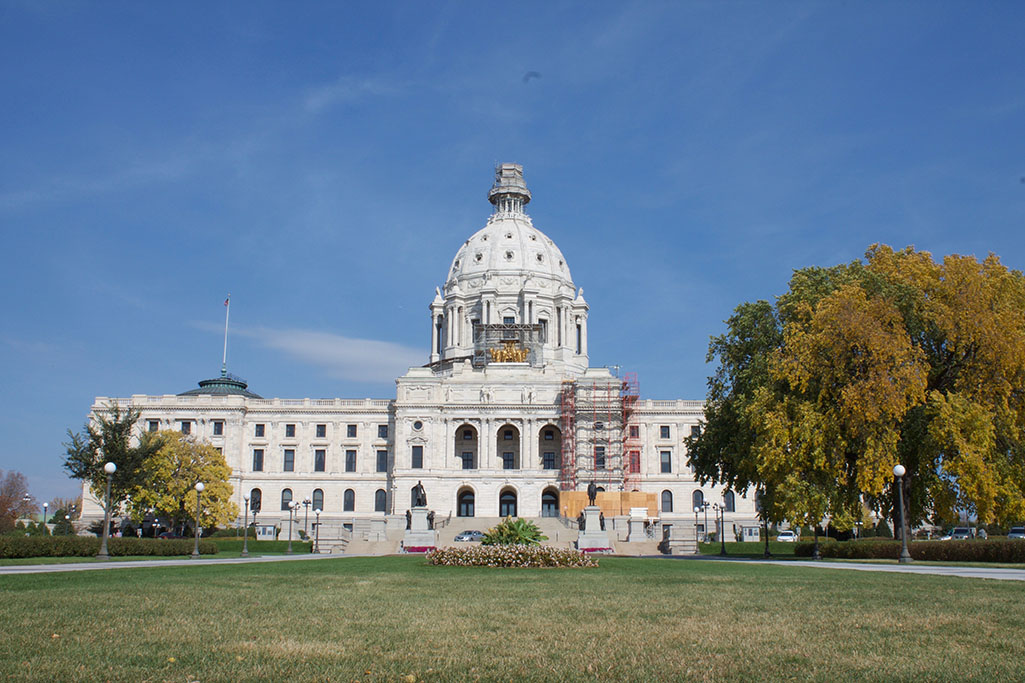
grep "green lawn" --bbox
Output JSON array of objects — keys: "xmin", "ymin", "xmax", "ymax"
[{"xmin": 1, "ymin": 556, "xmax": 1023, "ymax": 681}]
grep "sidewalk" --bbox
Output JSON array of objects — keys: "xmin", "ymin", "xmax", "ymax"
[
  {"xmin": 666, "ymin": 555, "xmax": 1025, "ymax": 582},
  {"xmin": 0, "ymin": 553, "xmax": 349, "ymax": 575}
]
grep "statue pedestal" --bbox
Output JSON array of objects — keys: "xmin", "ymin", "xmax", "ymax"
[
  {"xmin": 627, "ymin": 519, "xmax": 646, "ymax": 542},
  {"xmin": 576, "ymin": 506, "xmax": 611, "ymax": 550},
  {"xmin": 402, "ymin": 507, "xmax": 437, "ymax": 549}
]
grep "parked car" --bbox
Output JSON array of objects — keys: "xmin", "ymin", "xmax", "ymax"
[
  {"xmin": 454, "ymin": 530, "xmax": 484, "ymax": 542},
  {"xmin": 1008, "ymin": 527, "xmax": 1025, "ymax": 540},
  {"xmin": 158, "ymin": 531, "xmax": 183, "ymax": 539},
  {"xmin": 951, "ymin": 527, "xmax": 972, "ymax": 540},
  {"xmin": 776, "ymin": 530, "xmax": 799, "ymax": 542}
]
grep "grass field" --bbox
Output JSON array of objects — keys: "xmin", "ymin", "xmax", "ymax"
[{"xmin": 1, "ymin": 556, "xmax": 1023, "ymax": 682}]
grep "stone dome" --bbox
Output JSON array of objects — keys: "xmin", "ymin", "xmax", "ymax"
[{"xmin": 444, "ymin": 164, "xmax": 575, "ymax": 297}]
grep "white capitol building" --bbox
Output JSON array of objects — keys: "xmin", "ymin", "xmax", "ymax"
[{"xmin": 82, "ymin": 164, "xmax": 758, "ymax": 552}]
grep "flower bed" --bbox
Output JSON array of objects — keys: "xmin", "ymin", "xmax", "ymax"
[
  {"xmin": 579, "ymin": 547, "xmax": 613, "ymax": 554},
  {"xmin": 427, "ymin": 544, "xmax": 598, "ymax": 568},
  {"xmin": 402, "ymin": 546, "xmax": 436, "ymax": 553}
]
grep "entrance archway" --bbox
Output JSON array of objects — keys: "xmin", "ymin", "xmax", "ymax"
[
  {"xmin": 499, "ymin": 488, "xmax": 518, "ymax": 517},
  {"xmin": 541, "ymin": 488, "xmax": 559, "ymax": 517},
  {"xmin": 457, "ymin": 488, "xmax": 475, "ymax": 517}
]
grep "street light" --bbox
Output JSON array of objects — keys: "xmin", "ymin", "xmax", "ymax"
[
  {"xmin": 241, "ymin": 493, "xmax": 251, "ymax": 558},
  {"xmin": 302, "ymin": 496, "xmax": 312, "ymax": 535},
  {"xmin": 693, "ymin": 506, "xmax": 701, "ymax": 546},
  {"xmin": 96, "ymin": 462, "xmax": 117, "ymax": 559},
  {"xmin": 893, "ymin": 465, "xmax": 913, "ymax": 564},
  {"xmin": 43, "ymin": 502, "xmax": 48, "ymax": 525},
  {"xmin": 713, "ymin": 503, "xmax": 727, "ymax": 556},
  {"xmin": 314, "ymin": 508, "xmax": 322, "ymax": 554},
  {"xmin": 286, "ymin": 500, "xmax": 296, "ymax": 555},
  {"xmin": 191, "ymin": 482, "xmax": 204, "ymax": 560},
  {"xmin": 702, "ymin": 502, "xmax": 710, "ymax": 543}
]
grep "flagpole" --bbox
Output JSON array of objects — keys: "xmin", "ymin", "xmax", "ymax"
[{"xmin": 222, "ymin": 294, "xmax": 230, "ymax": 377}]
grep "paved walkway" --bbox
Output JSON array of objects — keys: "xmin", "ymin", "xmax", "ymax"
[
  {"xmin": 0, "ymin": 553, "xmax": 347, "ymax": 575},
  {"xmin": 662, "ymin": 555, "xmax": 1025, "ymax": 582},
  {"xmin": 4, "ymin": 553, "xmax": 1025, "ymax": 582}
]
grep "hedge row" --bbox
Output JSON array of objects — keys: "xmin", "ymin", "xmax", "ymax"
[
  {"xmin": 794, "ymin": 539, "xmax": 1025, "ymax": 563},
  {"xmin": 0, "ymin": 536, "xmax": 218, "ymax": 559}
]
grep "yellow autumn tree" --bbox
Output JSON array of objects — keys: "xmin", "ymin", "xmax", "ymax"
[
  {"xmin": 689, "ymin": 244, "xmax": 1025, "ymax": 532},
  {"xmin": 128, "ymin": 431, "xmax": 238, "ymax": 533}
]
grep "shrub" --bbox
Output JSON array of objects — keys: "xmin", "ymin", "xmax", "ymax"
[
  {"xmin": 481, "ymin": 518, "xmax": 548, "ymax": 546},
  {"xmin": 794, "ymin": 539, "xmax": 1025, "ymax": 563},
  {"xmin": 428, "ymin": 545, "xmax": 598, "ymax": 568},
  {"xmin": 875, "ymin": 520, "xmax": 893, "ymax": 538},
  {"xmin": 0, "ymin": 536, "xmax": 218, "ymax": 559}
]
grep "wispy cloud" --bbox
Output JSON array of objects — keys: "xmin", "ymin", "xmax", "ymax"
[
  {"xmin": 303, "ymin": 75, "xmax": 403, "ymax": 114},
  {"xmin": 235, "ymin": 325, "xmax": 424, "ymax": 383}
]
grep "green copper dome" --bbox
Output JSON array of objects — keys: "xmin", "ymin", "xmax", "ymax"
[{"xmin": 179, "ymin": 371, "xmax": 262, "ymax": 399}]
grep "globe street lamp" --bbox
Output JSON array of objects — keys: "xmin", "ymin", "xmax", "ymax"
[
  {"xmin": 241, "ymin": 493, "xmax": 251, "ymax": 558},
  {"xmin": 893, "ymin": 465, "xmax": 913, "ymax": 564},
  {"xmin": 713, "ymin": 503, "xmax": 727, "ymax": 556},
  {"xmin": 286, "ymin": 500, "xmax": 296, "ymax": 555},
  {"xmin": 96, "ymin": 462, "xmax": 117, "ymax": 559},
  {"xmin": 43, "ymin": 502, "xmax": 48, "ymax": 525},
  {"xmin": 314, "ymin": 508, "xmax": 322, "ymax": 554},
  {"xmin": 302, "ymin": 496, "xmax": 312, "ymax": 535},
  {"xmin": 702, "ymin": 502, "xmax": 710, "ymax": 543},
  {"xmin": 191, "ymin": 482, "xmax": 204, "ymax": 560},
  {"xmin": 693, "ymin": 505, "xmax": 701, "ymax": 546}
]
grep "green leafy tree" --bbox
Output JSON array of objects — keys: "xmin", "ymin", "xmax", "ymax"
[
  {"xmin": 127, "ymin": 431, "xmax": 238, "ymax": 534},
  {"xmin": 63, "ymin": 403, "xmax": 161, "ymax": 511},
  {"xmin": 481, "ymin": 517, "xmax": 548, "ymax": 546},
  {"xmin": 688, "ymin": 245, "xmax": 1025, "ymax": 531}
]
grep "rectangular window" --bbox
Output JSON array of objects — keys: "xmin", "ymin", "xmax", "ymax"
[
  {"xmin": 283, "ymin": 449, "xmax": 295, "ymax": 472},
  {"xmin": 503, "ymin": 316, "xmax": 515, "ymax": 324},
  {"xmin": 314, "ymin": 449, "xmax": 326, "ymax": 472},
  {"xmin": 378, "ymin": 424, "xmax": 388, "ymax": 439},
  {"xmin": 544, "ymin": 430, "xmax": 554, "ymax": 441},
  {"xmin": 595, "ymin": 446, "xmax": 606, "ymax": 470},
  {"xmin": 285, "ymin": 424, "xmax": 295, "ymax": 438},
  {"xmin": 316, "ymin": 424, "xmax": 326, "ymax": 438},
  {"xmin": 502, "ymin": 452, "xmax": 515, "ymax": 470},
  {"xmin": 463, "ymin": 430, "xmax": 473, "ymax": 440},
  {"xmin": 543, "ymin": 451, "xmax": 557, "ymax": 470},
  {"xmin": 411, "ymin": 445, "xmax": 423, "ymax": 469},
  {"xmin": 213, "ymin": 421, "xmax": 223, "ymax": 436},
  {"xmin": 215, "ymin": 447, "xmax": 222, "ymax": 454},
  {"xmin": 148, "ymin": 420, "xmax": 159, "ymax": 433},
  {"xmin": 252, "ymin": 449, "xmax": 264, "ymax": 472},
  {"xmin": 629, "ymin": 425, "xmax": 639, "ymax": 438},
  {"xmin": 660, "ymin": 451, "xmax": 672, "ymax": 473},
  {"xmin": 629, "ymin": 451, "xmax": 640, "ymax": 473},
  {"xmin": 691, "ymin": 425, "xmax": 702, "ymax": 438},
  {"xmin": 255, "ymin": 424, "xmax": 265, "ymax": 437},
  {"xmin": 180, "ymin": 421, "xmax": 191, "ymax": 435},
  {"xmin": 376, "ymin": 450, "xmax": 388, "ymax": 472},
  {"xmin": 660, "ymin": 425, "xmax": 671, "ymax": 439},
  {"xmin": 345, "ymin": 450, "xmax": 356, "ymax": 472},
  {"xmin": 576, "ymin": 324, "xmax": 582, "ymax": 354},
  {"xmin": 539, "ymin": 319, "xmax": 548, "ymax": 343},
  {"xmin": 347, "ymin": 424, "xmax": 357, "ymax": 438},
  {"xmin": 503, "ymin": 430, "xmax": 513, "ymax": 440},
  {"xmin": 461, "ymin": 452, "xmax": 474, "ymax": 470}
]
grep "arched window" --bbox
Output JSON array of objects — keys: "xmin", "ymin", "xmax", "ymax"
[
  {"xmin": 661, "ymin": 490, "xmax": 673, "ymax": 513},
  {"xmin": 458, "ymin": 489, "xmax": 475, "ymax": 517},
  {"xmin": 374, "ymin": 489, "xmax": 387, "ymax": 512},
  {"xmin": 312, "ymin": 488, "xmax": 324, "ymax": 511},
  {"xmin": 280, "ymin": 488, "xmax": 293, "ymax": 511},
  {"xmin": 499, "ymin": 489, "xmax": 517, "ymax": 517},
  {"xmin": 249, "ymin": 488, "xmax": 262, "ymax": 513},
  {"xmin": 692, "ymin": 489, "xmax": 704, "ymax": 512},
  {"xmin": 724, "ymin": 490, "xmax": 735, "ymax": 512},
  {"xmin": 343, "ymin": 489, "xmax": 355, "ymax": 512}
]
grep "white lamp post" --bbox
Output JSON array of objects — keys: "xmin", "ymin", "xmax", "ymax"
[
  {"xmin": 96, "ymin": 462, "xmax": 117, "ymax": 559},
  {"xmin": 286, "ymin": 500, "xmax": 296, "ymax": 555},
  {"xmin": 893, "ymin": 465, "xmax": 913, "ymax": 564},
  {"xmin": 43, "ymin": 502, "xmax": 48, "ymax": 525},
  {"xmin": 314, "ymin": 508, "xmax": 322, "ymax": 554},
  {"xmin": 191, "ymin": 482, "xmax": 205, "ymax": 559}
]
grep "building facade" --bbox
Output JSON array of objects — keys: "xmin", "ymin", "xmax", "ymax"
[{"xmin": 82, "ymin": 164, "xmax": 757, "ymax": 544}]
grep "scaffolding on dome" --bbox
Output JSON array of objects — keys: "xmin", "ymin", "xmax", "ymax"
[
  {"xmin": 558, "ymin": 371, "xmax": 640, "ymax": 494},
  {"xmin": 472, "ymin": 323, "xmax": 545, "ymax": 368}
]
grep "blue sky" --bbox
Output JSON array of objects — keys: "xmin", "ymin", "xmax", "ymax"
[{"xmin": 2, "ymin": 2, "xmax": 1023, "ymax": 504}]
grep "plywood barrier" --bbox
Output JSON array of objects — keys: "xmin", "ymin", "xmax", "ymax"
[{"xmin": 559, "ymin": 490, "xmax": 657, "ymax": 519}]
